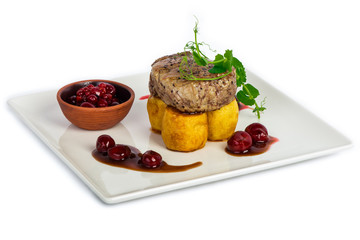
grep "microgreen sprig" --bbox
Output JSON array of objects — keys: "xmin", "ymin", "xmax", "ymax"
[{"xmin": 179, "ymin": 18, "xmax": 266, "ymax": 119}]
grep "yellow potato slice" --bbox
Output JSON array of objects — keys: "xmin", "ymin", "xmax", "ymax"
[
  {"xmin": 161, "ymin": 106, "xmax": 208, "ymax": 152},
  {"xmin": 207, "ymin": 99, "xmax": 239, "ymax": 141},
  {"xmin": 147, "ymin": 95, "xmax": 167, "ymax": 132}
]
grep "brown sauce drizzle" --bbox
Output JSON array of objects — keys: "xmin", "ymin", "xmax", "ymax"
[
  {"xmin": 226, "ymin": 136, "xmax": 279, "ymax": 156},
  {"xmin": 93, "ymin": 127, "xmax": 278, "ymax": 172},
  {"xmin": 92, "ymin": 145, "xmax": 202, "ymax": 173}
]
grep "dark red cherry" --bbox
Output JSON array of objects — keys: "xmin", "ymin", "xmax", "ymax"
[
  {"xmin": 245, "ymin": 123, "xmax": 269, "ymax": 143},
  {"xmin": 105, "ymin": 83, "xmax": 116, "ymax": 96},
  {"xmin": 98, "ymin": 82, "xmax": 107, "ymax": 90},
  {"xmin": 76, "ymin": 88, "xmax": 85, "ymax": 97},
  {"xmin": 112, "ymin": 97, "xmax": 120, "ymax": 104},
  {"xmin": 80, "ymin": 102, "xmax": 95, "ymax": 108},
  {"xmin": 87, "ymin": 84, "xmax": 95, "ymax": 89},
  {"xmin": 83, "ymin": 87, "xmax": 91, "ymax": 96},
  {"xmin": 108, "ymin": 144, "xmax": 131, "ymax": 161},
  {"xmin": 227, "ymin": 131, "xmax": 253, "ymax": 153},
  {"xmin": 71, "ymin": 82, "xmax": 118, "ymax": 108},
  {"xmin": 91, "ymin": 86, "xmax": 106, "ymax": 97},
  {"xmin": 86, "ymin": 94, "xmax": 98, "ymax": 105},
  {"xmin": 101, "ymin": 93, "xmax": 113, "ymax": 104},
  {"xmin": 97, "ymin": 98, "xmax": 108, "ymax": 107},
  {"xmin": 96, "ymin": 134, "xmax": 115, "ymax": 154},
  {"xmin": 111, "ymin": 101, "xmax": 120, "ymax": 106},
  {"xmin": 68, "ymin": 95, "xmax": 77, "ymax": 105},
  {"xmin": 76, "ymin": 95, "xmax": 83, "ymax": 104},
  {"xmin": 141, "ymin": 150, "xmax": 162, "ymax": 168}
]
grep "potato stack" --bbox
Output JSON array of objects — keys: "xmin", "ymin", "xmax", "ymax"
[{"xmin": 147, "ymin": 96, "xmax": 238, "ymax": 152}]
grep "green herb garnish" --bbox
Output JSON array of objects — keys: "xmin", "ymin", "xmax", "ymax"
[{"xmin": 179, "ymin": 18, "xmax": 266, "ymax": 119}]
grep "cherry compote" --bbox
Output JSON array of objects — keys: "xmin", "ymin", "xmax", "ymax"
[
  {"xmin": 86, "ymin": 94, "xmax": 98, "ymax": 105},
  {"xmin": 108, "ymin": 144, "xmax": 131, "ymax": 161},
  {"xmin": 95, "ymin": 134, "xmax": 162, "ymax": 166},
  {"xmin": 96, "ymin": 134, "xmax": 115, "ymax": 154},
  {"xmin": 245, "ymin": 123, "xmax": 269, "ymax": 143},
  {"xmin": 227, "ymin": 131, "xmax": 253, "ymax": 153},
  {"xmin": 67, "ymin": 82, "xmax": 121, "ymax": 108},
  {"xmin": 140, "ymin": 150, "xmax": 163, "ymax": 168},
  {"xmin": 80, "ymin": 102, "xmax": 96, "ymax": 108}
]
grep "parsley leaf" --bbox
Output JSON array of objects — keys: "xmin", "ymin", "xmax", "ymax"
[
  {"xmin": 244, "ymin": 83, "xmax": 259, "ymax": 98},
  {"xmin": 232, "ymin": 57, "xmax": 246, "ymax": 85},
  {"xmin": 192, "ymin": 50, "xmax": 208, "ymax": 66},
  {"xmin": 237, "ymin": 90, "xmax": 255, "ymax": 106},
  {"xmin": 209, "ymin": 65, "xmax": 227, "ymax": 74}
]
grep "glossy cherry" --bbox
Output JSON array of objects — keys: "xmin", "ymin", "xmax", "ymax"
[
  {"xmin": 101, "ymin": 93, "xmax": 113, "ymax": 104},
  {"xmin": 96, "ymin": 134, "xmax": 116, "ymax": 154},
  {"xmin": 97, "ymin": 98, "xmax": 108, "ymax": 107},
  {"xmin": 98, "ymin": 82, "xmax": 107, "ymax": 89},
  {"xmin": 104, "ymin": 83, "xmax": 116, "ymax": 95},
  {"xmin": 86, "ymin": 94, "xmax": 98, "ymax": 105},
  {"xmin": 227, "ymin": 131, "xmax": 253, "ymax": 153},
  {"xmin": 80, "ymin": 102, "xmax": 95, "ymax": 108},
  {"xmin": 107, "ymin": 144, "xmax": 131, "ymax": 161},
  {"xmin": 68, "ymin": 95, "xmax": 77, "ymax": 105},
  {"xmin": 245, "ymin": 123, "xmax": 269, "ymax": 143},
  {"xmin": 67, "ymin": 82, "xmax": 119, "ymax": 108},
  {"xmin": 141, "ymin": 150, "xmax": 163, "ymax": 168}
]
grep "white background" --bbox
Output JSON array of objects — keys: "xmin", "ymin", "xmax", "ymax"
[{"xmin": 1, "ymin": 0, "xmax": 359, "ymax": 239}]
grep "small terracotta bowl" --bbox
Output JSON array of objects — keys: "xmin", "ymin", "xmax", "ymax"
[{"xmin": 57, "ymin": 79, "xmax": 135, "ymax": 130}]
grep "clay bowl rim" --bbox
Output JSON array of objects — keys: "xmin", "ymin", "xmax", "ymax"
[{"xmin": 56, "ymin": 79, "xmax": 135, "ymax": 113}]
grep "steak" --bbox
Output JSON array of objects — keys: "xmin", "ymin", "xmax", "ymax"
[{"xmin": 149, "ymin": 52, "xmax": 237, "ymax": 113}]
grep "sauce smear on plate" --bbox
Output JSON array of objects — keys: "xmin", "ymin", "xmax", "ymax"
[{"xmin": 92, "ymin": 145, "xmax": 202, "ymax": 173}]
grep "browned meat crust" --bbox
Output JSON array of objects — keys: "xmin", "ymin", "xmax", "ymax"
[{"xmin": 149, "ymin": 52, "xmax": 237, "ymax": 113}]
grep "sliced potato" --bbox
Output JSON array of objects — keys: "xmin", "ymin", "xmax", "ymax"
[
  {"xmin": 147, "ymin": 95, "xmax": 167, "ymax": 132},
  {"xmin": 161, "ymin": 106, "xmax": 208, "ymax": 152},
  {"xmin": 207, "ymin": 99, "xmax": 239, "ymax": 141}
]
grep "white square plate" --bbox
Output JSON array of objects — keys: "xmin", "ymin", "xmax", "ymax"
[{"xmin": 8, "ymin": 71, "xmax": 352, "ymax": 204}]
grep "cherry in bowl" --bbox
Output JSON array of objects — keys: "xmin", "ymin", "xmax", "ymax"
[{"xmin": 57, "ymin": 79, "xmax": 135, "ymax": 130}]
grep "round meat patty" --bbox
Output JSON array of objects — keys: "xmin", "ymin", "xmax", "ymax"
[{"xmin": 149, "ymin": 52, "xmax": 237, "ymax": 113}]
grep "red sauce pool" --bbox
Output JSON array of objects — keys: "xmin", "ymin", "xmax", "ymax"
[{"xmin": 238, "ymin": 102, "xmax": 252, "ymax": 111}]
